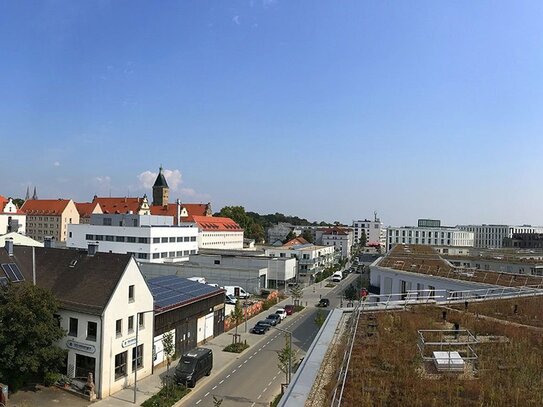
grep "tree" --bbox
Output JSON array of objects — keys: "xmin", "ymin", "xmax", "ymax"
[
  {"xmin": 301, "ymin": 230, "xmax": 314, "ymax": 243},
  {"xmin": 277, "ymin": 336, "xmax": 294, "ymax": 384},
  {"xmin": 290, "ymin": 284, "xmax": 303, "ymax": 306},
  {"xmin": 230, "ymin": 300, "xmax": 244, "ymax": 344},
  {"xmin": 163, "ymin": 331, "xmax": 175, "ymax": 371},
  {"xmin": 344, "ymin": 284, "xmax": 358, "ymax": 301},
  {"xmin": 12, "ymin": 198, "xmax": 25, "ymax": 208},
  {"xmin": 217, "ymin": 206, "xmax": 266, "ymax": 243},
  {"xmin": 0, "ymin": 283, "xmax": 66, "ymax": 390},
  {"xmin": 315, "ymin": 309, "xmax": 326, "ymax": 327},
  {"xmin": 282, "ymin": 230, "xmax": 296, "ymax": 244},
  {"xmin": 359, "ymin": 230, "xmax": 367, "ymax": 248}
]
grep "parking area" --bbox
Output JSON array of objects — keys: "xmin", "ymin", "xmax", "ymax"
[{"xmin": 7, "ymin": 385, "xmax": 89, "ymax": 407}]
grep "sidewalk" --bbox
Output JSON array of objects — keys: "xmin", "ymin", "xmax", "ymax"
[{"xmin": 91, "ymin": 295, "xmax": 300, "ymax": 407}]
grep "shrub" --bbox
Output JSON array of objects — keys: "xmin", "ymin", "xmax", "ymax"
[
  {"xmin": 223, "ymin": 342, "xmax": 249, "ymax": 353},
  {"xmin": 141, "ymin": 383, "xmax": 190, "ymax": 407},
  {"xmin": 44, "ymin": 372, "xmax": 61, "ymax": 387}
]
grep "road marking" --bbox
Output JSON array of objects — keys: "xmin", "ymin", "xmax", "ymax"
[
  {"xmin": 251, "ymin": 403, "xmax": 256, "ymax": 407},
  {"xmin": 257, "ymin": 394, "xmax": 262, "ymax": 399},
  {"xmin": 259, "ymin": 347, "xmax": 263, "ymax": 351},
  {"xmin": 232, "ymin": 369, "xmax": 237, "ymax": 373},
  {"xmin": 249, "ymin": 355, "xmax": 253, "ymax": 359},
  {"xmin": 263, "ymin": 387, "xmax": 268, "ymax": 393},
  {"xmin": 226, "ymin": 374, "xmax": 230, "ymax": 378},
  {"xmin": 196, "ymin": 400, "xmax": 201, "ymax": 405},
  {"xmin": 219, "ymin": 379, "xmax": 224, "ymax": 384},
  {"xmin": 238, "ymin": 364, "xmax": 243, "ymax": 368},
  {"xmin": 268, "ymin": 381, "xmax": 272, "ymax": 386},
  {"xmin": 253, "ymin": 351, "xmax": 258, "ymax": 356},
  {"xmin": 212, "ymin": 385, "xmax": 217, "ymax": 390},
  {"xmin": 244, "ymin": 360, "xmax": 248, "ymax": 364},
  {"xmin": 273, "ymin": 375, "xmax": 277, "ymax": 380},
  {"xmin": 204, "ymin": 392, "xmax": 209, "ymax": 397}
]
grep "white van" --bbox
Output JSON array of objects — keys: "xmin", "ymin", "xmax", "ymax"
[
  {"xmin": 188, "ymin": 277, "xmax": 206, "ymax": 284},
  {"xmin": 331, "ymin": 272, "xmax": 343, "ymax": 283},
  {"xmin": 224, "ymin": 286, "xmax": 250, "ymax": 299}
]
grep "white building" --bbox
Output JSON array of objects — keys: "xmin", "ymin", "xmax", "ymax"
[
  {"xmin": 352, "ymin": 215, "xmax": 386, "ymax": 247},
  {"xmin": 457, "ymin": 224, "xmax": 543, "ymax": 249},
  {"xmin": 67, "ymin": 214, "xmax": 198, "ymax": 262},
  {"xmin": 265, "ymin": 242, "xmax": 335, "ymax": 282},
  {"xmin": 0, "ymin": 196, "xmax": 26, "ymax": 235},
  {"xmin": 187, "ymin": 216, "xmax": 244, "ymax": 250},
  {"xmin": 386, "ymin": 224, "xmax": 474, "ymax": 252},
  {"xmin": 317, "ymin": 226, "xmax": 354, "ymax": 259},
  {"xmin": 1, "ymin": 244, "xmax": 154, "ymax": 399}
]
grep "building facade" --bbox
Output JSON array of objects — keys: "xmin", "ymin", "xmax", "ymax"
[
  {"xmin": 457, "ymin": 224, "xmax": 543, "ymax": 248},
  {"xmin": 188, "ymin": 216, "xmax": 244, "ymax": 250},
  {"xmin": 0, "ymin": 196, "xmax": 26, "ymax": 235},
  {"xmin": 386, "ymin": 225, "xmax": 474, "ymax": 252},
  {"xmin": 67, "ymin": 214, "xmax": 199, "ymax": 262},
  {"xmin": 21, "ymin": 199, "xmax": 79, "ymax": 242},
  {"xmin": 75, "ymin": 202, "xmax": 103, "ymax": 224},
  {"xmin": 317, "ymin": 227, "xmax": 354, "ymax": 259},
  {"xmin": 503, "ymin": 233, "xmax": 543, "ymax": 249},
  {"xmin": 352, "ymin": 215, "xmax": 386, "ymax": 247}
]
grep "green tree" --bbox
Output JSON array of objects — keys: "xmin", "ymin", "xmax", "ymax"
[
  {"xmin": 12, "ymin": 198, "xmax": 25, "ymax": 208},
  {"xmin": 277, "ymin": 336, "xmax": 294, "ymax": 384},
  {"xmin": 301, "ymin": 230, "xmax": 314, "ymax": 243},
  {"xmin": 359, "ymin": 230, "xmax": 367, "ymax": 248},
  {"xmin": 230, "ymin": 300, "xmax": 244, "ymax": 343},
  {"xmin": 289, "ymin": 284, "xmax": 303, "ymax": 306},
  {"xmin": 217, "ymin": 206, "xmax": 266, "ymax": 243},
  {"xmin": 0, "ymin": 283, "xmax": 67, "ymax": 390},
  {"xmin": 315, "ymin": 309, "xmax": 326, "ymax": 327},
  {"xmin": 163, "ymin": 331, "xmax": 175, "ymax": 371},
  {"xmin": 344, "ymin": 284, "xmax": 358, "ymax": 301},
  {"xmin": 282, "ymin": 230, "xmax": 296, "ymax": 244}
]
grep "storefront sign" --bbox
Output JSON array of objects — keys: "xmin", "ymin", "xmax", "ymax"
[
  {"xmin": 66, "ymin": 340, "xmax": 96, "ymax": 354},
  {"xmin": 122, "ymin": 337, "xmax": 137, "ymax": 348}
]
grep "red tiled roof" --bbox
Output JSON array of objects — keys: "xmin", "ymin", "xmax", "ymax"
[
  {"xmin": 150, "ymin": 203, "xmax": 212, "ymax": 224},
  {"xmin": 0, "ymin": 195, "xmax": 7, "ymax": 208},
  {"xmin": 21, "ymin": 199, "xmax": 71, "ymax": 216},
  {"xmin": 92, "ymin": 197, "xmax": 145, "ymax": 214},
  {"xmin": 75, "ymin": 202, "xmax": 101, "ymax": 218},
  {"xmin": 282, "ymin": 237, "xmax": 309, "ymax": 247},
  {"xmin": 321, "ymin": 226, "xmax": 350, "ymax": 235},
  {"xmin": 192, "ymin": 215, "xmax": 243, "ymax": 232},
  {"xmin": 0, "ymin": 196, "xmax": 24, "ymax": 215}
]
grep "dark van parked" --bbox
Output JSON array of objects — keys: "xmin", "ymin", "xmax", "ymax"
[{"xmin": 174, "ymin": 347, "xmax": 213, "ymax": 388}]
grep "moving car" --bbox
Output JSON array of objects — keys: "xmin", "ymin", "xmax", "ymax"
[
  {"xmin": 332, "ymin": 272, "xmax": 343, "ymax": 282},
  {"xmin": 251, "ymin": 321, "xmax": 271, "ymax": 334},
  {"xmin": 284, "ymin": 304, "xmax": 294, "ymax": 315},
  {"xmin": 266, "ymin": 314, "xmax": 281, "ymax": 326},
  {"xmin": 174, "ymin": 348, "xmax": 213, "ymax": 388},
  {"xmin": 317, "ymin": 298, "xmax": 330, "ymax": 307},
  {"xmin": 275, "ymin": 308, "xmax": 287, "ymax": 320}
]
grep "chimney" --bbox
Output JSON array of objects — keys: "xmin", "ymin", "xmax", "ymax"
[
  {"xmin": 44, "ymin": 236, "xmax": 52, "ymax": 248},
  {"xmin": 5, "ymin": 239, "xmax": 14, "ymax": 256},
  {"xmin": 176, "ymin": 199, "xmax": 181, "ymax": 225},
  {"xmin": 88, "ymin": 243, "xmax": 98, "ymax": 257}
]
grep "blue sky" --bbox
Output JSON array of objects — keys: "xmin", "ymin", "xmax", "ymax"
[{"xmin": 1, "ymin": 1, "xmax": 543, "ymax": 226}]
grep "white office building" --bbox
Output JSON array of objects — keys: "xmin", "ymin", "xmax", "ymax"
[
  {"xmin": 67, "ymin": 214, "xmax": 198, "ymax": 262},
  {"xmin": 265, "ymin": 244, "xmax": 335, "ymax": 282},
  {"xmin": 386, "ymin": 225, "xmax": 474, "ymax": 252},
  {"xmin": 317, "ymin": 227, "xmax": 354, "ymax": 259},
  {"xmin": 457, "ymin": 224, "xmax": 543, "ymax": 249},
  {"xmin": 352, "ymin": 215, "xmax": 386, "ymax": 247}
]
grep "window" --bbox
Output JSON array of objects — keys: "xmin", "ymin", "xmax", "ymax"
[
  {"xmin": 127, "ymin": 236, "xmax": 136, "ymax": 243},
  {"xmin": 190, "ymin": 236, "xmax": 196, "ymax": 242},
  {"xmin": 128, "ymin": 316, "xmax": 134, "ymax": 333},
  {"xmin": 138, "ymin": 237, "xmax": 148, "ymax": 244},
  {"xmin": 114, "ymin": 351, "xmax": 128, "ymax": 380},
  {"xmin": 152, "ymin": 253, "xmax": 160, "ymax": 259},
  {"xmin": 190, "ymin": 249, "xmax": 196, "ymax": 254},
  {"xmin": 161, "ymin": 237, "xmax": 168, "ymax": 243},
  {"xmin": 160, "ymin": 252, "xmax": 167, "ymax": 258},
  {"xmin": 153, "ymin": 237, "xmax": 160, "ymax": 243},
  {"xmin": 138, "ymin": 313, "xmax": 144, "ymax": 329},
  {"xmin": 103, "ymin": 217, "xmax": 112, "ymax": 226},
  {"xmin": 87, "ymin": 321, "xmax": 97, "ymax": 341},
  {"xmin": 69, "ymin": 232, "xmax": 72, "ymax": 238},
  {"xmin": 106, "ymin": 235, "xmax": 114, "ymax": 241},
  {"xmin": 116, "ymin": 319, "xmax": 122, "ymax": 337},
  {"xmin": 177, "ymin": 237, "xmax": 183, "ymax": 242},
  {"xmin": 69, "ymin": 317, "xmax": 78, "ymax": 336},
  {"xmin": 184, "ymin": 236, "xmax": 190, "ymax": 242},
  {"xmin": 184, "ymin": 250, "xmax": 189, "ymax": 256},
  {"xmin": 132, "ymin": 344, "xmax": 143, "ymax": 371},
  {"xmin": 116, "ymin": 236, "xmax": 125, "ymax": 242},
  {"xmin": 214, "ymin": 260, "xmax": 220, "ymax": 265},
  {"xmin": 95, "ymin": 235, "xmax": 104, "ymax": 241},
  {"xmin": 169, "ymin": 237, "xmax": 175, "ymax": 243},
  {"xmin": 129, "ymin": 285, "xmax": 135, "ymax": 302},
  {"xmin": 137, "ymin": 253, "xmax": 148, "ymax": 259}
]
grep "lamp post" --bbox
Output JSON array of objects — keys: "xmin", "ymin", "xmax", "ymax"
[
  {"xmin": 134, "ymin": 309, "xmax": 154, "ymax": 404},
  {"xmin": 274, "ymin": 326, "xmax": 292, "ymax": 385}
]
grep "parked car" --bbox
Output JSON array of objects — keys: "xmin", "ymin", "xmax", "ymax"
[
  {"xmin": 317, "ymin": 298, "xmax": 330, "ymax": 307},
  {"xmin": 174, "ymin": 348, "xmax": 213, "ymax": 388},
  {"xmin": 266, "ymin": 314, "xmax": 281, "ymax": 326},
  {"xmin": 275, "ymin": 308, "xmax": 287, "ymax": 320},
  {"xmin": 251, "ymin": 321, "xmax": 271, "ymax": 334},
  {"xmin": 284, "ymin": 304, "xmax": 294, "ymax": 315},
  {"xmin": 225, "ymin": 294, "xmax": 237, "ymax": 305},
  {"xmin": 225, "ymin": 285, "xmax": 250, "ymax": 299}
]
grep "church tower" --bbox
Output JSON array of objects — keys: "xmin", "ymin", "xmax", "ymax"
[{"xmin": 152, "ymin": 166, "xmax": 169, "ymax": 206}]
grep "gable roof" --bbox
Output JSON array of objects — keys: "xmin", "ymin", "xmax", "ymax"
[
  {"xmin": 321, "ymin": 226, "xmax": 350, "ymax": 236},
  {"xmin": 150, "ymin": 202, "xmax": 212, "ymax": 223},
  {"xmin": 20, "ymin": 199, "xmax": 72, "ymax": 216},
  {"xmin": 0, "ymin": 196, "xmax": 7, "ymax": 210},
  {"xmin": 0, "ymin": 246, "xmax": 132, "ymax": 315},
  {"xmin": 282, "ymin": 236, "xmax": 309, "ymax": 247},
  {"xmin": 192, "ymin": 215, "xmax": 243, "ymax": 232},
  {"xmin": 75, "ymin": 202, "xmax": 102, "ymax": 218},
  {"xmin": 92, "ymin": 196, "xmax": 147, "ymax": 214}
]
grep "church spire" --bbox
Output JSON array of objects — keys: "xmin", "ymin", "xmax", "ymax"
[
  {"xmin": 25, "ymin": 186, "xmax": 30, "ymax": 200},
  {"xmin": 152, "ymin": 166, "xmax": 169, "ymax": 206},
  {"xmin": 32, "ymin": 186, "xmax": 38, "ymax": 200}
]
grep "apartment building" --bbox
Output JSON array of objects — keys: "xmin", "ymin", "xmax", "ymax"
[
  {"xmin": 386, "ymin": 224, "xmax": 474, "ymax": 252},
  {"xmin": 0, "ymin": 196, "xmax": 26, "ymax": 234},
  {"xmin": 75, "ymin": 202, "xmax": 103, "ymax": 224},
  {"xmin": 189, "ymin": 215, "xmax": 244, "ymax": 250},
  {"xmin": 67, "ymin": 214, "xmax": 198, "ymax": 262},
  {"xmin": 457, "ymin": 224, "xmax": 543, "ymax": 248},
  {"xmin": 352, "ymin": 215, "xmax": 386, "ymax": 247},
  {"xmin": 21, "ymin": 199, "xmax": 79, "ymax": 242},
  {"xmin": 316, "ymin": 226, "xmax": 354, "ymax": 259}
]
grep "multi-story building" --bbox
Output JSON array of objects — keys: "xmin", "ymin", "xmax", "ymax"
[
  {"xmin": 21, "ymin": 199, "xmax": 79, "ymax": 242},
  {"xmin": 188, "ymin": 216, "xmax": 244, "ymax": 250},
  {"xmin": 0, "ymin": 196, "xmax": 26, "ymax": 234},
  {"xmin": 0, "ymin": 243, "xmax": 154, "ymax": 399},
  {"xmin": 386, "ymin": 221, "xmax": 474, "ymax": 252},
  {"xmin": 265, "ymin": 240, "xmax": 335, "ymax": 282},
  {"xmin": 267, "ymin": 223, "xmax": 302, "ymax": 245},
  {"xmin": 352, "ymin": 215, "xmax": 386, "ymax": 247},
  {"xmin": 316, "ymin": 226, "xmax": 354, "ymax": 259},
  {"xmin": 92, "ymin": 195, "xmax": 151, "ymax": 215},
  {"xmin": 503, "ymin": 233, "xmax": 543, "ymax": 249},
  {"xmin": 67, "ymin": 214, "xmax": 198, "ymax": 262},
  {"xmin": 75, "ymin": 202, "xmax": 102, "ymax": 224},
  {"xmin": 457, "ymin": 224, "xmax": 543, "ymax": 248}
]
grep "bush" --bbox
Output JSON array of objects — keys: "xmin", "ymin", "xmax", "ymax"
[
  {"xmin": 294, "ymin": 305, "xmax": 304, "ymax": 312},
  {"xmin": 44, "ymin": 372, "xmax": 61, "ymax": 387},
  {"xmin": 141, "ymin": 383, "xmax": 190, "ymax": 407},
  {"xmin": 223, "ymin": 342, "xmax": 249, "ymax": 353}
]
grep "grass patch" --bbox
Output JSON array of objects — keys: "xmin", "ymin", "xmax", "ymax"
[
  {"xmin": 270, "ymin": 393, "xmax": 283, "ymax": 407},
  {"xmin": 293, "ymin": 305, "xmax": 305, "ymax": 312},
  {"xmin": 223, "ymin": 342, "xmax": 249, "ymax": 353},
  {"xmin": 325, "ymin": 283, "xmax": 335, "ymax": 288},
  {"xmin": 141, "ymin": 383, "xmax": 190, "ymax": 407}
]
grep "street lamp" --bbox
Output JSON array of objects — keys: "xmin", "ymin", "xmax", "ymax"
[
  {"xmin": 273, "ymin": 326, "xmax": 293, "ymax": 385},
  {"xmin": 134, "ymin": 309, "xmax": 154, "ymax": 404}
]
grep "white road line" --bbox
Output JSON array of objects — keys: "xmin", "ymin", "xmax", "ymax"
[
  {"xmin": 253, "ymin": 352, "xmax": 258, "ymax": 356},
  {"xmin": 251, "ymin": 403, "xmax": 256, "ymax": 407},
  {"xmin": 257, "ymin": 394, "xmax": 262, "ymax": 399},
  {"xmin": 238, "ymin": 364, "xmax": 243, "ymax": 368},
  {"xmin": 204, "ymin": 392, "xmax": 210, "ymax": 397},
  {"xmin": 232, "ymin": 369, "xmax": 237, "ymax": 373},
  {"xmin": 273, "ymin": 375, "xmax": 277, "ymax": 380},
  {"xmin": 244, "ymin": 360, "xmax": 248, "ymax": 363},
  {"xmin": 196, "ymin": 400, "xmax": 201, "ymax": 405},
  {"xmin": 212, "ymin": 385, "xmax": 217, "ymax": 390},
  {"xmin": 259, "ymin": 347, "xmax": 263, "ymax": 351},
  {"xmin": 249, "ymin": 356, "xmax": 253, "ymax": 359},
  {"xmin": 268, "ymin": 381, "xmax": 272, "ymax": 386},
  {"xmin": 226, "ymin": 374, "xmax": 230, "ymax": 378},
  {"xmin": 219, "ymin": 379, "xmax": 224, "ymax": 384},
  {"xmin": 263, "ymin": 387, "xmax": 268, "ymax": 392}
]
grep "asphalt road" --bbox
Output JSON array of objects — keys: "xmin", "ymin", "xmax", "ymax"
[{"xmin": 179, "ymin": 307, "xmax": 326, "ymax": 407}]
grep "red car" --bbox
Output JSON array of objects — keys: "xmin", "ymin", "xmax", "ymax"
[{"xmin": 284, "ymin": 304, "xmax": 294, "ymax": 315}]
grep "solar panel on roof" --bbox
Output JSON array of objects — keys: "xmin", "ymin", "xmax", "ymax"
[
  {"xmin": 1, "ymin": 263, "xmax": 16, "ymax": 281},
  {"xmin": 0, "ymin": 276, "xmax": 8, "ymax": 287},
  {"xmin": 9, "ymin": 264, "xmax": 24, "ymax": 282}
]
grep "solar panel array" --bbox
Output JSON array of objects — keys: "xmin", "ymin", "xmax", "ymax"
[
  {"xmin": 148, "ymin": 275, "xmax": 222, "ymax": 310},
  {"xmin": 1, "ymin": 263, "xmax": 25, "ymax": 283},
  {"xmin": 0, "ymin": 276, "xmax": 8, "ymax": 287}
]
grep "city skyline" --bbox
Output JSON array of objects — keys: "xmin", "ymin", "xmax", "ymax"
[{"xmin": 2, "ymin": 1, "xmax": 543, "ymax": 226}]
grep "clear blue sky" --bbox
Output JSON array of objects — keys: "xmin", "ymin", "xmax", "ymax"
[{"xmin": 2, "ymin": 1, "xmax": 543, "ymax": 226}]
